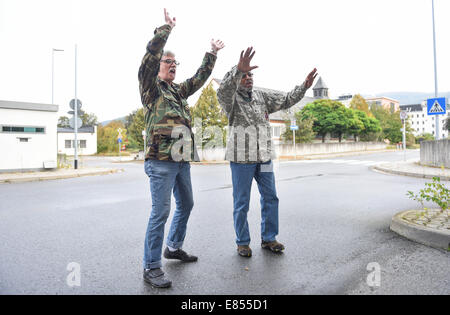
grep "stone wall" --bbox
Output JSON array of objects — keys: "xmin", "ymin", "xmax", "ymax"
[
  {"xmin": 278, "ymin": 142, "xmax": 388, "ymax": 157},
  {"xmin": 420, "ymin": 139, "xmax": 450, "ymax": 168}
]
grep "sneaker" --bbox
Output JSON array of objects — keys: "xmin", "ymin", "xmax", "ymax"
[
  {"xmin": 163, "ymin": 247, "xmax": 198, "ymax": 262},
  {"xmin": 143, "ymin": 268, "xmax": 172, "ymax": 288},
  {"xmin": 237, "ymin": 245, "xmax": 252, "ymax": 257},
  {"xmin": 261, "ymin": 240, "xmax": 285, "ymax": 253}
]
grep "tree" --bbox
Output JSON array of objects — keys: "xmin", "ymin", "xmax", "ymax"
[
  {"xmin": 79, "ymin": 110, "xmax": 98, "ymax": 126},
  {"xmin": 353, "ymin": 110, "xmax": 382, "ymax": 141},
  {"xmin": 300, "ymin": 100, "xmax": 335, "ymax": 142},
  {"xmin": 444, "ymin": 114, "xmax": 450, "ymax": 133},
  {"xmin": 58, "ymin": 116, "xmax": 70, "ymax": 128},
  {"xmin": 281, "ymin": 113, "xmax": 315, "ymax": 143},
  {"xmin": 127, "ymin": 108, "xmax": 145, "ymax": 150},
  {"xmin": 191, "ymin": 82, "xmax": 228, "ymax": 147},
  {"xmin": 350, "ymin": 94, "xmax": 373, "ymax": 117},
  {"xmin": 415, "ymin": 133, "xmax": 435, "ymax": 144},
  {"xmin": 370, "ymin": 104, "xmax": 403, "ymax": 144},
  {"xmin": 327, "ymin": 102, "xmax": 363, "ymax": 142},
  {"xmin": 97, "ymin": 121, "xmax": 127, "ymax": 153},
  {"xmin": 58, "ymin": 110, "xmax": 98, "ymax": 128}
]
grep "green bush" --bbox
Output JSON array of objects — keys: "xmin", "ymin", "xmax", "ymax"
[{"xmin": 407, "ymin": 177, "xmax": 449, "ymax": 212}]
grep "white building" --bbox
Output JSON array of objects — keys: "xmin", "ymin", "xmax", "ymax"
[
  {"xmin": 400, "ymin": 103, "xmax": 448, "ymax": 139},
  {"xmin": 57, "ymin": 126, "xmax": 98, "ymax": 156},
  {"xmin": 0, "ymin": 100, "xmax": 59, "ymax": 172}
]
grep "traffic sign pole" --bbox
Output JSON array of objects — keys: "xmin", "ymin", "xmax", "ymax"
[
  {"xmin": 400, "ymin": 111, "xmax": 408, "ymax": 161},
  {"xmin": 291, "ymin": 119, "xmax": 297, "ymax": 160},
  {"xmin": 74, "ymin": 44, "xmax": 78, "ymax": 169},
  {"xmin": 432, "ymin": 0, "xmax": 439, "ymax": 139}
]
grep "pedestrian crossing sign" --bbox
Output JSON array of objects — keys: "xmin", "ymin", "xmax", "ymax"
[{"xmin": 427, "ymin": 97, "xmax": 446, "ymax": 115}]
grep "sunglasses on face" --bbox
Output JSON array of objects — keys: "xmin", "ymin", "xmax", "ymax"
[
  {"xmin": 160, "ymin": 59, "xmax": 180, "ymax": 66},
  {"xmin": 242, "ymin": 72, "xmax": 253, "ymax": 78}
]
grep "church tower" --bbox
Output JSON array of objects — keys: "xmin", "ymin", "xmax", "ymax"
[{"xmin": 313, "ymin": 77, "xmax": 329, "ymax": 99}]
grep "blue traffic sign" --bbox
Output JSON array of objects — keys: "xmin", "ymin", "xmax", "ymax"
[
  {"xmin": 427, "ymin": 97, "xmax": 446, "ymax": 115},
  {"xmin": 290, "ymin": 126, "xmax": 299, "ymax": 131},
  {"xmin": 117, "ymin": 138, "xmax": 122, "ymax": 143}
]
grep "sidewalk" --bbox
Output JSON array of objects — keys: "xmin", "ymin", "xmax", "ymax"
[
  {"xmin": 0, "ymin": 168, "xmax": 123, "ymax": 184},
  {"xmin": 373, "ymin": 160, "xmax": 450, "ymax": 181},
  {"xmin": 191, "ymin": 149, "xmax": 402, "ymax": 165}
]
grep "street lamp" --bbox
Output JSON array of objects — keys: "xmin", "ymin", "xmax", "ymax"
[{"xmin": 52, "ymin": 48, "xmax": 64, "ymax": 105}]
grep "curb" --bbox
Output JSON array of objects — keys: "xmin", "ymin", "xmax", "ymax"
[
  {"xmin": 390, "ymin": 210, "xmax": 450, "ymax": 251},
  {"xmin": 279, "ymin": 149, "xmax": 400, "ymax": 161},
  {"xmin": 0, "ymin": 169, "xmax": 123, "ymax": 184},
  {"xmin": 372, "ymin": 165, "xmax": 450, "ymax": 181}
]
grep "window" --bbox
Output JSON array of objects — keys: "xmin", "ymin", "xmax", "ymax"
[
  {"xmin": 65, "ymin": 140, "xmax": 71, "ymax": 148},
  {"xmin": 1, "ymin": 126, "xmax": 45, "ymax": 133},
  {"xmin": 271, "ymin": 126, "xmax": 281, "ymax": 138},
  {"xmin": 70, "ymin": 140, "xmax": 86, "ymax": 148}
]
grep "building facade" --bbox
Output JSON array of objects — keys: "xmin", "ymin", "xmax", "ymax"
[
  {"xmin": 57, "ymin": 126, "xmax": 98, "ymax": 156},
  {"xmin": 400, "ymin": 103, "xmax": 448, "ymax": 139},
  {"xmin": 0, "ymin": 100, "xmax": 59, "ymax": 172},
  {"xmin": 365, "ymin": 96, "xmax": 400, "ymax": 112}
]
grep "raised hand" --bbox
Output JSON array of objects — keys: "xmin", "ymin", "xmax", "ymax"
[
  {"xmin": 237, "ymin": 47, "xmax": 258, "ymax": 73},
  {"xmin": 211, "ymin": 39, "xmax": 225, "ymax": 54},
  {"xmin": 304, "ymin": 68, "xmax": 318, "ymax": 89},
  {"xmin": 164, "ymin": 8, "xmax": 176, "ymax": 28}
]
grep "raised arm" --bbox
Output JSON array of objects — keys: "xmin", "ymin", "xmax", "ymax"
[
  {"xmin": 217, "ymin": 47, "xmax": 259, "ymax": 114},
  {"xmin": 138, "ymin": 9, "xmax": 176, "ymax": 105},
  {"xmin": 262, "ymin": 68, "xmax": 318, "ymax": 114},
  {"xmin": 178, "ymin": 39, "xmax": 224, "ymax": 99}
]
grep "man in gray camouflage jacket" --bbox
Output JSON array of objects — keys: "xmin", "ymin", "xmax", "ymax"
[{"xmin": 217, "ymin": 47, "xmax": 317, "ymax": 257}]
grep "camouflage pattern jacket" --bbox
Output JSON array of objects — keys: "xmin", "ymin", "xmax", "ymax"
[
  {"xmin": 217, "ymin": 66, "xmax": 308, "ymax": 163},
  {"xmin": 138, "ymin": 24, "xmax": 217, "ymax": 162}
]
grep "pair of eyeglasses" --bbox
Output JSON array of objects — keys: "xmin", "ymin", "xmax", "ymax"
[
  {"xmin": 242, "ymin": 72, "xmax": 253, "ymax": 78},
  {"xmin": 161, "ymin": 59, "xmax": 180, "ymax": 66}
]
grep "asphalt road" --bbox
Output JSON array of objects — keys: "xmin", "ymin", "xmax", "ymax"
[{"xmin": 0, "ymin": 150, "xmax": 449, "ymax": 295}]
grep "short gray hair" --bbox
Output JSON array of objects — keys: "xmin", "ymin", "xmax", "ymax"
[{"xmin": 163, "ymin": 50, "xmax": 175, "ymax": 57}]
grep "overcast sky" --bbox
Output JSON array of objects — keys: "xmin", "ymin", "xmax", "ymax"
[{"xmin": 0, "ymin": 0, "xmax": 449, "ymax": 121}]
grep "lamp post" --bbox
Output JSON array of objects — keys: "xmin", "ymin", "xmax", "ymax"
[{"xmin": 51, "ymin": 48, "xmax": 64, "ymax": 105}]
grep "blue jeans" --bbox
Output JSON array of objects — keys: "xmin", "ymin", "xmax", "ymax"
[
  {"xmin": 230, "ymin": 161, "xmax": 279, "ymax": 246},
  {"xmin": 143, "ymin": 159, "xmax": 194, "ymax": 270}
]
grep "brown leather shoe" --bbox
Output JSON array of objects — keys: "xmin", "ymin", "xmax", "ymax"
[
  {"xmin": 237, "ymin": 245, "xmax": 252, "ymax": 257},
  {"xmin": 261, "ymin": 240, "xmax": 285, "ymax": 253}
]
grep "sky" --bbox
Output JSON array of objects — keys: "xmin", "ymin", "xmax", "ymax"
[{"xmin": 0, "ymin": 0, "xmax": 449, "ymax": 122}]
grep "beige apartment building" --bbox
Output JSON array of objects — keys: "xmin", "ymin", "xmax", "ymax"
[{"xmin": 365, "ymin": 96, "xmax": 400, "ymax": 112}]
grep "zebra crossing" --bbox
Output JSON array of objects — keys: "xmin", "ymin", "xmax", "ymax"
[{"xmin": 282, "ymin": 159, "xmax": 386, "ymax": 167}]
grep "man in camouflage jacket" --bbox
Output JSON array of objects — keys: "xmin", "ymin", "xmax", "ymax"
[
  {"xmin": 217, "ymin": 47, "xmax": 317, "ymax": 258},
  {"xmin": 138, "ymin": 9, "xmax": 224, "ymax": 288}
]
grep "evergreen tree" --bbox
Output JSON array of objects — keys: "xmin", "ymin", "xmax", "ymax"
[
  {"xmin": 191, "ymin": 82, "xmax": 228, "ymax": 147},
  {"xmin": 127, "ymin": 108, "xmax": 145, "ymax": 150}
]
